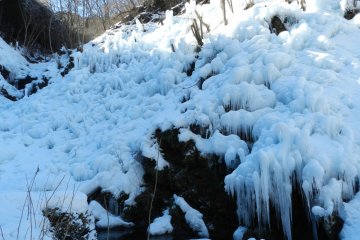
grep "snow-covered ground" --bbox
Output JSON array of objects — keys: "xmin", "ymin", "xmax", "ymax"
[{"xmin": 1, "ymin": 0, "xmax": 360, "ymax": 239}]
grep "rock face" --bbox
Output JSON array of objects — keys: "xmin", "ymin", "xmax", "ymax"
[
  {"xmin": 89, "ymin": 128, "xmax": 345, "ymax": 239},
  {"xmin": 345, "ymin": 9, "xmax": 360, "ymax": 20},
  {"xmin": 90, "ymin": 128, "xmax": 238, "ymax": 239},
  {"xmin": 270, "ymin": 16, "xmax": 287, "ymax": 35},
  {"xmin": 0, "ymin": 63, "xmax": 49, "ymax": 101},
  {"xmin": 148, "ymin": 129, "xmax": 238, "ymax": 237}
]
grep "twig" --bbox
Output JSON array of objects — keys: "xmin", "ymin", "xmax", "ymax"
[
  {"xmin": 25, "ymin": 168, "xmax": 39, "ymax": 240},
  {"xmin": 17, "ymin": 168, "xmax": 39, "ymax": 240},
  {"xmin": 26, "ymin": 179, "xmax": 34, "ymax": 240},
  {"xmin": 195, "ymin": 11, "xmax": 210, "ymax": 33},
  {"xmin": 191, "ymin": 11, "xmax": 210, "ymax": 47},
  {"xmin": 36, "ymin": 176, "xmax": 49, "ymax": 212},
  {"xmin": 66, "ymin": 184, "xmax": 77, "ymax": 214},
  {"xmin": 39, "ymin": 213, "xmax": 49, "ymax": 240},
  {"xmin": 39, "ymin": 175, "xmax": 66, "ymax": 239},
  {"xmin": 61, "ymin": 184, "xmax": 77, "ymax": 240},
  {"xmin": 60, "ymin": 176, "xmax": 71, "ymax": 209},
  {"xmin": 0, "ymin": 225, "xmax": 5, "ymax": 240},
  {"xmin": 147, "ymin": 139, "xmax": 161, "ymax": 240},
  {"xmin": 191, "ymin": 19, "xmax": 203, "ymax": 46},
  {"xmin": 227, "ymin": 0, "xmax": 234, "ymax": 13},
  {"xmin": 297, "ymin": 0, "xmax": 306, "ymax": 10},
  {"xmin": 45, "ymin": 175, "xmax": 66, "ymax": 207},
  {"xmin": 221, "ymin": 0, "xmax": 228, "ymax": 25}
]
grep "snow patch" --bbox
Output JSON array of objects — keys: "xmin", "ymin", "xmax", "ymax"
[
  {"xmin": 174, "ymin": 194, "xmax": 209, "ymax": 238},
  {"xmin": 88, "ymin": 200, "xmax": 134, "ymax": 228},
  {"xmin": 148, "ymin": 209, "xmax": 173, "ymax": 235}
]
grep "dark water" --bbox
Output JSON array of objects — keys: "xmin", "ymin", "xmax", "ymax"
[{"xmin": 97, "ymin": 228, "xmax": 174, "ymax": 240}]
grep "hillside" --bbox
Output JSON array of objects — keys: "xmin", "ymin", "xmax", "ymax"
[{"xmin": 1, "ymin": 0, "xmax": 360, "ymax": 239}]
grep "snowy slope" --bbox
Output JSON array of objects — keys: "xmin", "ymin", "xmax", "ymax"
[
  {"xmin": 0, "ymin": 38, "xmax": 31, "ymax": 99},
  {"xmin": 1, "ymin": 0, "xmax": 360, "ymax": 239},
  {"xmin": 0, "ymin": 37, "xmax": 65, "ymax": 100}
]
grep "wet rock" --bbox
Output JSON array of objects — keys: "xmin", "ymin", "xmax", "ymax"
[
  {"xmin": 270, "ymin": 16, "xmax": 286, "ymax": 35},
  {"xmin": 185, "ymin": 61, "xmax": 196, "ymax": 77},
  {"xmin": 137, "ymin": 129, "xmax": 238, "ymax": 238},
  {"xmin": 0, "ymin": 65, "xmax": 10, "ymax": 79},
  {"xmin": 27, "ymin": 76, "xmax": 49, "ymax": 95},
  {"xmin": 88, "ymin": 188, "xmax": 129, "ymax": 217},
  {"xmin": 61, "ymin": 56, "xmax": 75, "ymax": 77},
  {"xmin": 344, "ymin": 9, "xmax": 360, "ymax": 20},
  {"xmin": 89, "ymin": 128, "xmax": 238, "ymax": 239},
  {"xmin": 317, "ymin": 215, "xmax": 344, "ymax": 240},
  {"xmin": 0, "ymin": 87, "xmax": 17, "ymax": 101},
  {"xmin": 189, "ymin": 124, "xmax": 210, "ymax": 139},
  {"xmin": 15, "ymin": 75, "xmax": 37, "ymax": 90},
  {"xmin": 89, "ymin": 129, "xmax": 345, "ymax": 240}
]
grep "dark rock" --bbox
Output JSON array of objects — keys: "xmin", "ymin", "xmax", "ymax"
[
  {"xmin": 270, "ymin": 16, "xmax": 287, "ymax": 35},
  {"xmin": 88, "ymin": 128, "xmax": 238, "ymax": 239},
  {"xmin": 185, "ymin": 61, "xmax": 196, "ymax": 77},
  {"xmin": 291, "ymin": 179, "xmax": 314, "ymax": 240},
  {"xmin": 189, "ymin": 124, "xmax": 210, "ymax": 139},
  {"xmin": 15, "ymin": 75, "xmax": 37, "ymax": 90},
  {"xmin": 0, "ymin": 88, "xmax": 17, "ymax": 101},
  {"xmin": 87, "ymin": 129, "xmax": 345, "ymax": 240},
  {"xmin": 61, "ymin": 56, "xmax": 75, "ymax": 77},
  {"xmin": 344, "ymin": 9, "xmax": 360, "ymax": 20},
  {"xmin": 0, "ymin": 65, "xmax": 10, "ymax": 80},
  {"xmin": 137, "ymin": 128, "xmax": 238, "ymax": 238},
  {"xmin": 317, "ymin": 214, "xmax": 344, "ymax": 240},
  {"xmin": 88, "ymin": 188, "xmax": 130, "ymax": 217},
  {"xmin": 27, "ymin": 76, "xmax": 49, "ymax": 95},
  {"xmin": 0, "ymin": 65, "xmax": 50, "ymax": 100},
  {"xmin": 138, "ymin": 12, "xmax": 154, "ymax": 23}
]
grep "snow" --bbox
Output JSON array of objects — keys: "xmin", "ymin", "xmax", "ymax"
[
  {"xmin": 148, "ymin": 209, "xmax": 173, "ymax": 235},
  {"xmin": 0, "ymin": 0, "xmax": 360, "ymax": 239},
  {"xmin": 88, "ymin": 200, "xmax": 133, "ymax": 228},
  {"xmin": 0, "ymin": 190, "xmax": 91, "ymax": 240},
  {"xmin": 174, "ymin": 194, "xmax": 209, "ymax": 238},
  {"xmin": 340, "ymin": 192, "xmax": 360, "ymax": 239},
  {"xmin": 0, "ymin": 38, "xmax": 30, "ymax": 79},
  {"xmin": 178, "ymin": 129, "xmax": 249, "ymax": 161},
  {"xmin": 221, "ymin": 82, "xmax": 277, "ymax": 112}
]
